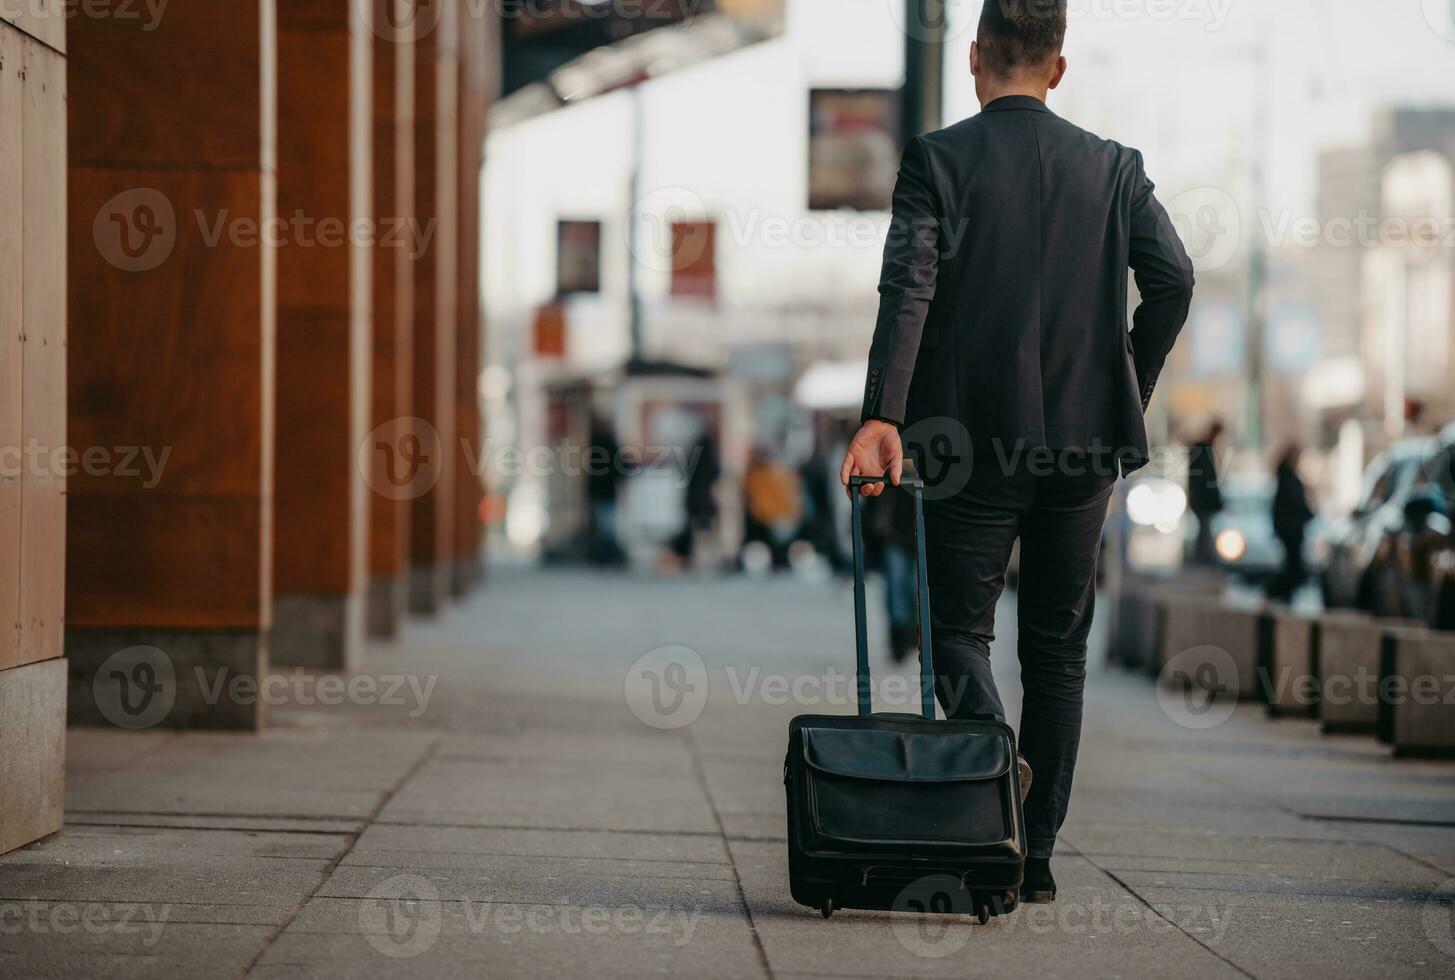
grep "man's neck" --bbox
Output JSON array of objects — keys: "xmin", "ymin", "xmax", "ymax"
[
  {"xmin": 977, "ymin": 83, "xmax": 1047, "ymax": 107},
  {"xmin": 977, "ymin": 84, "xmax": 1048, "ymax": 109}
]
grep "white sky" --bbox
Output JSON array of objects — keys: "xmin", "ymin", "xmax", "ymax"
[{"xmin": 938, "ymin": 0, "xmax": 1455, "ymax": 215}]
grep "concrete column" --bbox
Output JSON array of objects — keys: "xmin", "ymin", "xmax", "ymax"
[
  {"xmin": 271, "ymin": 1, "xmax": 372, "ymax": 669},
  {"xmin": 0, "ymin": 8, "xmax": 67, "ymax": 856},
  {"xmin": 364, "ymin": 0, "xmax": 416, "ymax": 638},
  {"xmin": 65, "ymin": 1, "xmax": 277, "ymax": 731},
  {"xmin": 409, "ymin": 0, "xmax": 459, "ymax": 613}
]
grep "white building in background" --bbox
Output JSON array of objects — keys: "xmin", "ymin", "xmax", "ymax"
[
  {"xmin": 1364, "ymin": 150, "xmax": 1455, "ymax": 437},
  {"xmin": 482, "ymin": 0, "xmax": 904, "ymax": 379}
]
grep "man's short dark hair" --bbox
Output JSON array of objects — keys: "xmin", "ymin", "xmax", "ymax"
[{"xmin": 977, "ymin": 0, "xmax": 1067, "ymax": 76}]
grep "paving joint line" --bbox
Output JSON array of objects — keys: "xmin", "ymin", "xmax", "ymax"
[
  {"xmin": 687, "ymin": 728, "xmax": 776, "ymax": 980},
  {"xmin": 237, "ymin": 735, "xmax": 444, "ymax": 979}
]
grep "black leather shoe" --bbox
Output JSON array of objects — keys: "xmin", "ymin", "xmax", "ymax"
[{"xmin": 1021, "ymin": 857, "xmax": 1056, "ymax": 904}]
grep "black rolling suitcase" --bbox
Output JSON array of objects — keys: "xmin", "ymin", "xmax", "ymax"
[{"xmin": 784, "ymin": 476, "xmax": 1025, "ymax": 921}]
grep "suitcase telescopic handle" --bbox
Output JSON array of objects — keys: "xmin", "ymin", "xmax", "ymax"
[{"xmin": 848, "ymin": 475, "xmax": 936, "ymax": 719}]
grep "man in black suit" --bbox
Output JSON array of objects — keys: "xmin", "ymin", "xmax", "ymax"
[{"xmin": 840, "ymin": 0, "xmax": 1194, "ymax": 903}]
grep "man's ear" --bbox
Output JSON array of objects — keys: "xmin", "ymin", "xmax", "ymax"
[
  {"xmin": 1047, "ymin": 55, "xmax": 1068, "ymax": 90},
  {"xmin": 970, "ymin": 41, "xmax": 980, "ymax": 77}
]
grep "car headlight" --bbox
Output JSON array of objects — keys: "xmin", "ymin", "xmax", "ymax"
[
  {"xmin": 1216, "ymin": 528, "xmax": 1247, "ymax": 562},
  {"xmin": 1126, "ymin": 480, "xmax": 1187, "ymax": 533}
]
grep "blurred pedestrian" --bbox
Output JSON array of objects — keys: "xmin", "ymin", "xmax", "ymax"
[
  {"xmin": 838, "ymin": 0, "xmax": 1194, "ymax": 905},
  {"xmin": 870, "ymin": 486, "xmax": 920, "ymax": 664},
  {"xmin": 1187, "ymin": 419, "xmax": 1225, "ymax": 566},
  {"xmin": 743, "ymin": 449, "xmax": 803, "ymax": 570},
  {"xmin": 1270, "ymin": 445, "xmax": 1315, "ymax": 602},
  {"xmin": 673, "ymin": 429, "xmax": 720, "ymax": 565},
  {"xmin": 587, "ymin": 415, "xmax": 625, "ymax": 566}
]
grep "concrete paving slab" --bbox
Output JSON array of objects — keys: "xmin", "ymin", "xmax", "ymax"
[
  {"xmin": 378, "ymin": 756, "xmax": 720, "ymax": 833},
  {"xmin": 349, "ymin": 824, "xmax": 731, "ymax": 865},
  {"xmin": 729, "ymin": 841, "xmax": 1244, "ymax": 979}
]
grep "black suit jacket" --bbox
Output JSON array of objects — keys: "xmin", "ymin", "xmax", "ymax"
[{"xmin": 860, "ymin": 95, "xmax": 1194, "ymax": 475}]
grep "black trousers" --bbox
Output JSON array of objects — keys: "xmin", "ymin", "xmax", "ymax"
[{"xmin": 924, "ymin": 451, "xmax": 1115, "ymax": 860}]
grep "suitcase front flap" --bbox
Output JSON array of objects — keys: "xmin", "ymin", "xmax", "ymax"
[{"xmin": 799, "ymin": 725, "xmax": 1015, "ymax": 849}]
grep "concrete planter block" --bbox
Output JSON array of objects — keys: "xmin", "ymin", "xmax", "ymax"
[
  {"xmin": 1263, "ymin": 609, "xmax": 1352, "ymax": 718},
  {"xmin": 1156, "ymin": 595, "xmax": 1263, "ymax": 700},
  {"xmin": 0, "ymin": 659, "xmax": 67, "ymax": 856},
  {"xmin": 1379, "ymin": 629, "xmax": 1455, "ymax": 757},
  {"xmin": 1316, "ymin": 617, "xmax": 1424, "ymax": 734},
  {"xmin": 1113, "ymin": 570, "xmax": 1226, "ymax": 673}
]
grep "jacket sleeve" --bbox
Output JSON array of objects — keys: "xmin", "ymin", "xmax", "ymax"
[
  {"xmin": 861, "ymin": 137, "xmax": 941, "ymax": 426},
  {"xmin": 1127, "ymin": 151, "xmax": 1196, "ymax": 410}
]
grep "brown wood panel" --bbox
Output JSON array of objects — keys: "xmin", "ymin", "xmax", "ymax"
[
  {"xmin": 0, "ymin": 24, "xmax": 24, "ymax": 671},
  {"xmin": 272, "ymin": 12, "xmax": 369, "ymax": 598},
  {"xmin": 369, "ymin": 7, "xmax": 414, "ymax": 579},
  {"xmin": 0, "ymin": 0, "xmax": 63, "ymax": 54},
  {"xmin": 453, "ymin": 8, "xmax": 488, "ymax": 564},
  {"xmin": 409, "ymin": 2, "xmax": 458, "ymax": 579},
  {"xmin": 18, "ymin": 38, "xmax": 66, "ymax": 666},
  {"xmin": 66, "ymin": 497, "xmax": 265, "ymax": 629},
  {"xmin": 66, "ymin": 7, "xmax": 274, "ymax": 632},
  {"xmin": 67, "ymin": 168, "xmax": 268, "ymax": 498},
  {"xmin": 67, "ymin": 1, "xmax": 263, "ymax": 169}
]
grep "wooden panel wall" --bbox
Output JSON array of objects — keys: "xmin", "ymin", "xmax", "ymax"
[
  {"xmin": 409, "ymin": 0, "xmax": 459, "ymax": 611},
  {"xmin": 273, "ymin": 1, "xmax": 371, "ymax": 609},
  {"xmin": 0, "ymin": 14, "xmax": 66, "ymax": 670},
  {"xmin": 367, "ymin": 0, "xmax": 415, "ymax": 627},
  {"xmin": 67, "ymin": 1, "xmax": 276, "ymax": 629},
  {"xmin": 452, "ymin": 7, "xmax": 492, "ymax": 587}
]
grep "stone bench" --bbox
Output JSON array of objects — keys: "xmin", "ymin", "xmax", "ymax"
[
  {"xmin": 1316, "ymin": 617, "xmax": 1428, "ymax": 734},
  {"xmin": 1157, "ymin": 594, "xmax": 1264, "ymax": 701},
  {"xmin": 1378, "ymin": 629, "xmax": 1455, "ymax": 758}
]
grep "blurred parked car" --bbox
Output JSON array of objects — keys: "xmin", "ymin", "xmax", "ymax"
[
  {"xmin": 1195, "ymin": 477, "xmax": 1285, "ymax": 586},
  {"xmin": 1321, "ymin": 434, "xmax": 1455, "ymax": 628}
]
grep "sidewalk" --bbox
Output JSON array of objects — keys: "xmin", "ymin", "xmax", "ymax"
[{"xmin": 2, "ymin": 568, "xmax": 1454, "ymax": 978}]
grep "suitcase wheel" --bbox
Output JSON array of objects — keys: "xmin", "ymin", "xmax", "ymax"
[
  {"xmin": 977, "ymin": 903, "xmax": 990, "ymax": 925},
  {"xmin": 820, "ymin": 897, "xmax": 834, "ymax": 919}
]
